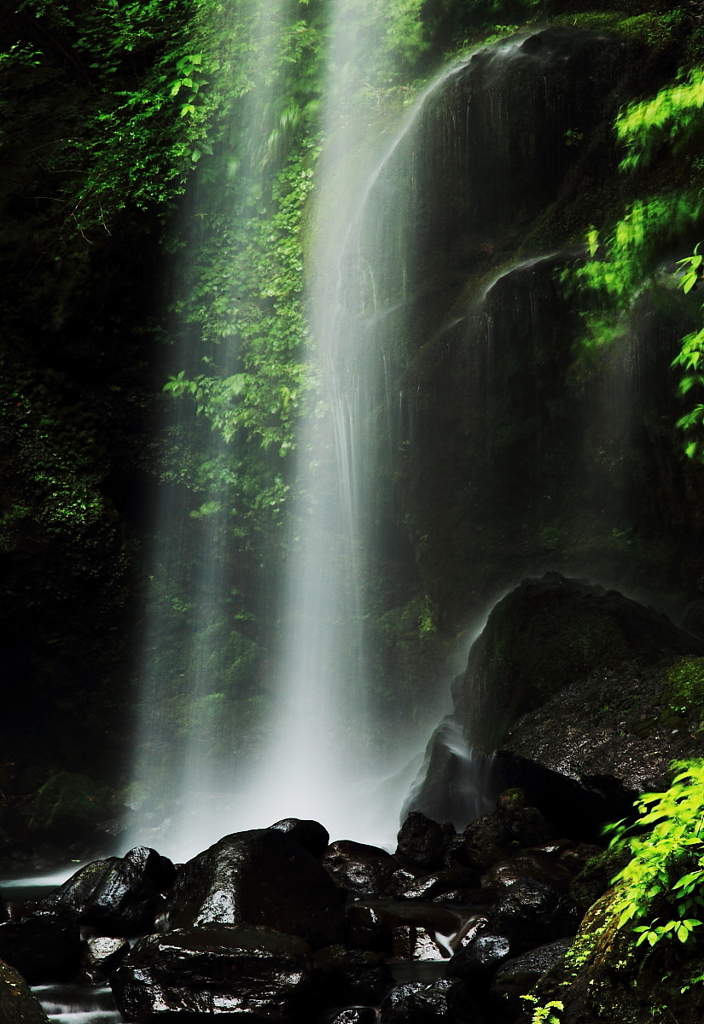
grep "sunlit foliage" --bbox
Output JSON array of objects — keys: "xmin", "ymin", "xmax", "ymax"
[{"xmin": 606, "ymin": 760, "xmax": 704, "ymax": 953}]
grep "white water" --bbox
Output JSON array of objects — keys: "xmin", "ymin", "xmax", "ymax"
[
  {"xmin": 234, "ymin": 39, "xmax": 516, "ymax": 849},
  {"xmin": 126, "ymin": 15, "xmax": 533, "ymax": 859}
]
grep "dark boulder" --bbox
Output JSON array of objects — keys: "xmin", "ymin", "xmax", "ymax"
[
  {"xmin": 0, "ymin": 958, "xmax": 50, "ymax": 1023},
  {"xmin": 38, "ymin": 846, "xmax": 175, "ymax": 936},
  {"xmin": 389, "ymin": 865, "xmax": 480, "ymax": 900},
  {"xmin": 379, "ymin": 978, "xmax": 479, "ymax": 1023},
  {"xmin": 346, "ymin": 904, "xmax": 392, "ymax": 954},
  {"xmin": 490, "ymin": 938, "xmax": 573, "ymax": 1014},
  {"xmin": 312, "ymin": 945, "xmax": 393, "ymax": 1008},
  {"xmin": 160, "ymin": 829, "xmax": 346, "ymax": 950},
  {"xmin": 328, "ymin": 1010, "xmax": 378, "ymax": 1024},
  {"xmin": 396, "ymin": 813, "xmax": 455, "ymax": 871},
  {"xmin": 447, "ymin": 932, "xmax": 512, "ymax": 988},
  {"xmin": 459, "ymin": 574, "xmax": 704, "ymax": 754},
  {"xmin": 0, "ymin": 908, "xmax": 81, "ymax": 983},
  {"xmin": 322, "ymin": 840, "xmax": 396, "ymax": 895},
  {"xmin": 480, "ymin": 852, "xmax": 575, "ymax": 892},
  {"xmin": 82, "ymin": 936, "xmax": 130, "ymax": 982},
  {"xmin": 268, "ymin": 818, "xmax": 329, "ymax": 859},
  {"xmin": 488, "ymin": 879, "xmax": 581, "ymax": 950},
  {"xmin": 498, "ymin": 654, "xmax": 704, "ymax": 839},
  {"xmin": 448, "ymin": 790, "xmax": 553, "ymax": 871},
  {"xmin": 110, "ymin": 924, "xmax": 312, "ymax": 1022}
]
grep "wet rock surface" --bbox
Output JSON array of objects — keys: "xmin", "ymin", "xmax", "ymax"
[
  {"xmin": 0, "ymin": 957, "xmax": 50, "ymax": 1023},
  {"xmin": 268, "ymin": 818, "xmax": 330, "ymax": 859},
  {"xmin": 110, "ymin": 923, "xmax": 313, "ymax": 1022},
  {"xmin": 160, "ymin": 828, "xmax": 346, "ymax": 949},
  {"xmin": 322, "ymin": 840, "xmax": 396, "ymax": 895},
  {"xmin": 0, "ymin": 908, "xmax": 81, "ymax": 984},
  {"xmin": 38, "ymin": 845, "xmax": 175, "ymax": 936}
]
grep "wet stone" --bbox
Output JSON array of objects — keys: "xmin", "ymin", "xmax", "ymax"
[
  {"xmin": 268, "ymin": 818, "xmax": 330, "ymax": 859},
  {"xmin": 396, "ymin": 813, "xmax": 455, "ymax": 871},
  {"xmin": 379, "ymin": 977, "xmax": 479, "ymax": 1023},
  {"xmin": 322, "ymin": 840, "xmax": 396, "ymax": 895}
]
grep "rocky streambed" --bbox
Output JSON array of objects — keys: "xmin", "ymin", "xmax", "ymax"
[
  {"xmin": 5, "ymin": 573, "xmax": 704, "ymax": 1023},
  {"xmin": 0, "ymin": 798, "xmax": 612, "ymax": 1024}
]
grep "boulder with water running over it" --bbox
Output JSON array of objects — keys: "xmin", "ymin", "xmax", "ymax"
[
  {"xmin": 109, "ymin": 923, "xmax": 313, "ymax": 1022},
  {"xmin": 159, "ymin": 828, "xmax": 346, "ymax": 950}
]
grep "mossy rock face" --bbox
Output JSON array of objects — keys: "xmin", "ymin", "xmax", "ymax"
[
  {"xmin": 23, "ymin": 772, "xmax": 113, "ymax": 842},
  {"xmin": 529, "ymin": 884, "xmax": 704, "ymax": 1023}
]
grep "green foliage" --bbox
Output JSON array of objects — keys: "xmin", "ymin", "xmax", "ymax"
[
  {"xmin": 520, "ymin": 995, "xmax": 564, "ymax": 1024},
  {"xmin": 617, "ymin": 66, "xmax": 704, "ymax": 174},
  {"xmin": 570, "ymin": 60, "xmax": 704, "ymax": 458},
  {"xmin": 606, "ymin": 760, "xmax": 704, "ymax": 955}
]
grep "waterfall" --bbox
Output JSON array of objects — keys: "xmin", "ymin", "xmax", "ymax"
[
  {"xmin": 126, "ymin": 17, "xmax": 628, "ymax": 858},
  {"xmin": 126, "ymin": 0, "xmax": 293, "ymax": 858}
]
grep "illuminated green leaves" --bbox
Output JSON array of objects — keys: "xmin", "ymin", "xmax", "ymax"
[{"xmin": 608, "ymin": 760, "xmax": 704, "ymax": 954}]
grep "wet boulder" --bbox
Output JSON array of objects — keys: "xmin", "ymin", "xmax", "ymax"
[
  {"xmin": 82, "ymin": 936, "xmax": 130, "ymax": 982},
  {"xmin": 480, "ymin": 851, "xmax": 575, "ymax": 892},
  {"xmin": 322, "ymin": 840, "xmax": 396, "ymax": 895},
  {"xmin": 110, "ymin": 924, "xmax": 312, "ymax": 1022},
  {"xmin": 390, "ymin": 865, "xmax": 480, "ymax": 900},
  {"xmin": 447, "ymin": 932, "xmax": 512, "ymax": 989},
  {"xmin": 39, "ymin": 846, "xmax": 175, "ymax": 936},
  {"xmin": 488, "ymin": 879, "xmax": 581, "ymax": 950},
  {"xmin": 160, "ymin": 828, "xmax": 346, "ymax": 950},
  {"xmin": 329, "ymin": 1010, "xmax": 378, "ymax": 1024},
  {"xmin": 448, "ymin": 790, "xmax": 553, "ymax": 871},
  {"xmin": 456, "ymin": 574, "xmax": 704, "ymax": 755},
  {"xmin": 268, "ymin": 818, "xmax": 329, "ymax": 859},
  {"xmin": 311, "ymin": 945, "xmax": 393, "ymax": 1008},
  {"xmin": 396, "ymin": 813, "xmax": 455, "ymax": 871},
  {"xmin": 0, "ymin": 907, "xmax": 81, "ymax": 983},
  {"xmin": 379, "ymin": 978, "xmax": 479, "ymax": 1023},
  {"xmin": 490, "ymin": 938, "xmax": 573, "ymax": 1015},
  {"xmin": 0, "ymin": 958, "xmax": 50, "ymax": 1023},
  {"xmin": 346, "ymin": 904, "xmax": 392, "ymax": 954}
]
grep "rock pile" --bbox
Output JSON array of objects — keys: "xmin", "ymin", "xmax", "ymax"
[{"xmin": 0, "ymin": 798, "xmax": 607, "ymax": 1023}]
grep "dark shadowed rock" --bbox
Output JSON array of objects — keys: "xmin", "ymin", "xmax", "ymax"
[
  {"xmin": 459, "ymin": 574, "xmax": 704, "ymax": 755},
  {"xmin": 322, "ymin": 840, "xmax": 396, "ymax": 895},
  {"xmin": 0, "ymin": 958, "xmax": 50, "ymax": 1023},
  {"xmin": 312, "ymin": 945, "xmax": 393, "ymax": 1008},
  {"xmin": 396, "ymin": 813, "xmax": 455, "ymax": 871},
  {"xmin": 480, "ymin": 852, "xmax": 575, "ymax": 892},
  {"xmin": 346, "ymin": 904, "xmax": 392, "ymax": 954},
  {"xmin": 0, "ymin": 908, "xmax": 81, "ymax": 983},
  {"xmin": 268, "ymin": 818, "xmax": 329, "ymax": 859},
  {"xmin": 389, "ymin": 865, "xmax": 480, "ymax": 900},
  {"xmin": 161, "ymin": 829, "xmax": 346, "ymax": 950},
  {"xmin": 38, "ymin": 846, "xmax": 175, "ymax": 936},
  {"xmin": 110, "ymin": 924, "xmax": 312, "ymax": 1022},
  {"xmin": 448, "ymin": 789, "xmax": 553, "ymax": 871},
  {"xmin": 490, "ymin": 938, "xmax": 573, "ymax": 1012},
  {"xmin": 488, "ymin": 879, "xmax": 581, "ymax": 950},
  {"xmin": 328, "ymin": 1009, "xmax": 378, "ymax": 1024},
  {"xmin": 447, "ymin": 932, "xmax": 512, "ymax": 988},
  {"xmin": 379, "ymin": 977, "xmax": 479, "ymax": 1023}
]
